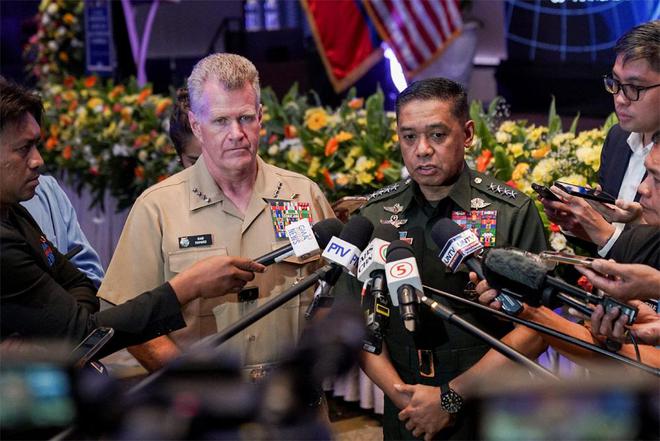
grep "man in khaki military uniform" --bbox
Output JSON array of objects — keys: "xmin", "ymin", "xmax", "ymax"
[
  {"xmin": 99, "ymin": 54, "xmax": 334, "ymax": 374},
  {"xmin": 335, "ymin": 78, "xmax": 548, "ymax": 440}
]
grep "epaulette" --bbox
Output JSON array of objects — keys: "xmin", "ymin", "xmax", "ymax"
[
  {"xmin": 364, "ymin": 178, "xmax": 412, "ymax": 204},
  {"xmin": 470, "ymin": 173, "xmax": 528, "ymax": 208}
]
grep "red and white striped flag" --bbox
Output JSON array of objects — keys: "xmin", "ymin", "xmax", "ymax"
[{"xmin": 363, "ymin": 0, "xmax": 463, "ymax": 78}]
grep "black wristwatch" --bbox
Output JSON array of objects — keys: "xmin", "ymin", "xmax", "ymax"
[{"xmin": 440, "ymin": 383, "xmax": 463, "ymax": 414}]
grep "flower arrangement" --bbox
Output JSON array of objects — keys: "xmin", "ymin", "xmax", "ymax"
[
  {"xmin": 467, "ymin": 97, "xmax": 618, "ymax": 251},
  {"xmin": 259, "ymin": 84, "xmax": 403, "ymax": 200},
  {"xmin": 23, "ymin": 0, "xmax": 85, "ymax": 84},
  {"xmin": 40, "ymin": 75, "xmax": 178, "ymax": 211}
]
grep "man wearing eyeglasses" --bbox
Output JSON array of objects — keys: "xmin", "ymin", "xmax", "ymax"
[{"xmin": 540, "ymin": 20, "xmax": 659, "ymax": 256}]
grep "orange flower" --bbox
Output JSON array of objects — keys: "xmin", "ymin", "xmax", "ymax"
[
  {"xmin": 284, "ymin": 124, "xmax": 298, "ymax": 139},
  {"xmin": 59, "ymin": 115, "xmax": 72, "ymax": 126},
  {"xmin": 136, "ymin": 88, "xmax": 152, "ymax": 105},
  {"xmin": 133, "ymin": 134, "xmax": 150, "ymax": 148},
  {"xmin": 112, "ymin": 103, "xmax": 122, "ymax": 113},
  {"xmin": 134, "ymin": 166, "xmax": 145, "ymax": 179},
  {"xmin": 348, "ymin": 97, "xmax": 364, "ymax": 109},
  {"xmin": 62, "ymin": 145, "xmax": 72, "ymax": 160},
  {"xmin": 68, "ymin": 100, "xmax": 78, "ymax": 112},
  {"xmin": 325, "ymin": 137, "xmax": 339, "ymax": 157},
  {"xmin": 322, "ymin": 168, "xmax": 335, "ymax": 190},
  {"xmin": 155, "ymin": 98, "xmax": 172, "ymax": 116},
  {"xmin": 506, "ymin": 180, "xmax": 517, "ymax": 189},
  {"xmin": 45, "ymin": 136, "xmax": 58, "ymax": 151},
  {"xmin": 84, "ymin": 76, "xmax": 97, "ymax": 88},
  {"xmin": 58, "ymin": 51, "xmax": 69, "ymax": 62},
  {"xmin": 375, "ymin": 159, "xmax": 391, "ymax": 182},
  {"xmin": 108, "ymin": 85, "xmax": 125, "ymax": 100},
  {"xmin": 63, "ymin": 75, "xmax": 75, "ymax": 88},
  {"xmin": 475, "ymin": 149, "xmax": 493, "ymax": 173},
  {"xmin": 531, "ymin": 144, "xmax": 551, "ymax": 159},
  {"xmin": 549, "ymin": 223, "xmax": 561, "ymax": 233},
  {"xmin": 63, "ymin": 13, "xmax": 75, "ymax": 24},
  {"xmin": 157, "ymin": 175, "xmax": 168, "ymax": 182}
]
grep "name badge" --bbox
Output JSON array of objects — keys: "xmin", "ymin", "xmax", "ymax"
[{"xmin": 178, "ymin": 234, "xmax": 213, "ymax": 248}]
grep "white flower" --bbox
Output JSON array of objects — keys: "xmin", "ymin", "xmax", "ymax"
[
  {"xmin": 279, "ymin": 137, "xmax": 301, "ymax": 151},
  {"xmin": 47, "ymin": 40, "xmax": 58, "ymax": 51},
  {"xmin": 112, "ymin": 143, "xmax": 131, "ymax": 157},
  {"xmin": 495, "ymin": 131, "xmax": 511, "ymax": 144},
  {"xmin": 56, "ymin": 26, "xmax": 67, "ymax": 37},
  {"xmin": 549, "ymin": 232, "xmax": 568, "ymax": 251},
  {"xmin": 267, "ymin": 144, "xmax": 278, "ymax": 156},
  {"xmin": 41, "ymin": 14, "xmax": 50, "ymax": 26},
  {"xmin": 47, "ymin": 3, "xmax": 58, "ymax": 14},
  {"xmin": 138, "ymin": 150, "xmax": 148, "ymax": 162}
]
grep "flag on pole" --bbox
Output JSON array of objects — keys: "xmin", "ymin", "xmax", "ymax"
[
  {"xmin": 363, "ymin": 0, "xmax": 463, "ymax": 79},
  {"xmin": 301, "ymin": 0, "xmax": 383, "ymax": 92}
]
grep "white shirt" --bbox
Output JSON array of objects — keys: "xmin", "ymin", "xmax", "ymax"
[{"xmin": 599, "ymin": 132, "xmax": 652, "ymax": 257}]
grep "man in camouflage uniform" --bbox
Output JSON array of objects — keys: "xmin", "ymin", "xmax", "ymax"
[{"xmin": 336, "ymin": 78, "xmax": 547, "ymax": 440}]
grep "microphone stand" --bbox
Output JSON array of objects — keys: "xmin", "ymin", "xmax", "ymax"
[
  {"xmin": 129, "ymin": 265, "xmax": 336, "ymax": 396},
  {"xmin": 423, "ymin": 285, "xmax": 660, "ymax": 376},
  {"xmin": 417, "ymin": 295, "xmax": 559, "ymax": 381}
]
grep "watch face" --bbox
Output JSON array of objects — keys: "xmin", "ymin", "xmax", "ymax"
[{"xmin": 441, "ymin": 389, "xmax": 463, "ymax": 414}]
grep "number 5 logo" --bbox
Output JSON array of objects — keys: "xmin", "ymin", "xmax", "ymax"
[{"xmin": 389, "ymin": 262, "xmax": 412, "ymax": 279}]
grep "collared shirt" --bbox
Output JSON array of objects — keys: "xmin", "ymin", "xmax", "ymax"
[
  {"xmin": 21, "ymin": 175, "xmax": 105, "ymax": 287},
  {"xmin": 99, "ymin": 155, "xmax": 334, "ymax": 366},
  {"xmin": 599, "ymin": 132, "xmax": 652, "ymax": 257}
]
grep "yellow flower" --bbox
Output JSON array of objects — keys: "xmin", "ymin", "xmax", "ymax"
[
  {"xmin": 307, "ymin": 157, "xmax": 321, "ymax": 177},
  {"xmin": 557, "ymin": 174, "xmax": 588, "ymax": 187},
  {"xmin": 508, "ymin": 142, "xmax": 524, "ymax": 158},
  {"xmin": 511, "ymin": 163, "xmax": 530, "ymax": 181},
  {"xmin": 348, "ymin": 146, "xmax": 363, "ymax": 158},
  {"xmin": 262, "ymin": 113, "xmax": 271, "ymax": 122},
  {"xmin": 343, "ymin": 156, "xmax": 355, "ymax": 169},
  {"xmin": 355, "ymin": 156, "xmax": 375, "ymax": 172},
  {"xmin": 87, "ymin": 98, "xmax": 103, "ymax": 111},
  {"xmin": 356, "ymin": 171, "xmax": 374, "ymax": 185},
  {"xmin": 575, "ymin": 146, "xmax": 600, "ymax": 168},
  {"xmin": 357, "ymin": 117, "xmax": 367, "ymax": 126},
  {"xmin": 551, "ymin": 132, "xmax": 575, "ymax": 147},
  {"xmin": 495, "ymin": 131, "xmax": 511, "ymax": 144},
  {"xmin": 531, "ymin": 158, "xmax": 559, "ymax": 184},
  {"xmin": 499, "ymin": 121, "xmax": 517, "ymax": 133},
  {"xmin": 392, "ymin": 133, "xmax": 399, "ymax": 143},
  {"xmin": 527, "ymin": 126, "xmax": 548, "ymax": 142},
  {"xmin": 305, "ymin": 107, "xmax": 328, "ymax": 131},
  {"xmin": 531, "ymin": 144, "xmax": 551, "ymax": 159},
  {"xmin": 335, "ymin": 130, "xmax": 353, "ymax": 142},
  {"xmin": 336, "ymin": 173, "xmax": 351, "ymax": 187}
]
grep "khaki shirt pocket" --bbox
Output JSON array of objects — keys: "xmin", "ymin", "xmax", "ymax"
[{"xmin": 167, "ymin": 246, "xmax": 229, "ymax": 274}]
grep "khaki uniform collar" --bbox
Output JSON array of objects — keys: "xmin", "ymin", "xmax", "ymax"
[{"xmin": 188, "ymin": 155, "xmax": 224, "ymax": 211}]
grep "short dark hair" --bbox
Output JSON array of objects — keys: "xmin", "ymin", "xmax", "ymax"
[
  {"xmin": 614, "ymin": 20, "xmax": 660, "ymax": 73},
  {"xmin": 395, "ymin": 78, "xmax": 469, "ymax": 123},
  {"xmin": 169, "ymin": 87, "xmax": 194, "ymax": 156},
  {"xmin": 0, "ymin": 78, "xmax": 43, "ymax": 135}
]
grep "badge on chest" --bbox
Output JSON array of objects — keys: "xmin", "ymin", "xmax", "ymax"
[
  {"xmin": 265, "ymin": 198, "xmax": 313, "ymax": 239},
  {"xmin": 178, "ymin": 234, "xmax": 213, "ymax": 249},
  {"xmin": 451, "ymin": 210, "xmax": 497, "ymax": 247}
]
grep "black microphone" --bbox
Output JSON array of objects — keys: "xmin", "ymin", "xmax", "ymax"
[
  {"xmin": 359, "ymin": 224, "xmax": 399, "ymax": 353},
  {"xmin": 482, "ymin": 248, "xmax": 638, "ymax": 324},
  {"xmin": 385, "ymin": 240, "xmax": 422, "ymax": 333},
  {"xmin": 255, "ymin": 218, "xmax": 343, "ymax": 266},
  {"xmin": 431, "ymin": 218, "xmax": 523, "ymax": 315}
]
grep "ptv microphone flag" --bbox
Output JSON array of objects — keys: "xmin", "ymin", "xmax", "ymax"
[
  {"xmin": 439, "ymin": 228, "xmax": 484, "ymax": 273},
  {"xmin": 322, "ymin": 236, "xmax": 361, "ymax": 275},
  {"xmin": 384, "ymin": 256, "xmax": 423, "ymax": 307},
  {"xmin": 285, "ymin": 219, "xmax": 320, "ymax": 259},
  {"xmin": 357, "ymin": 238, "xmax": 389, "ymax": 282}
]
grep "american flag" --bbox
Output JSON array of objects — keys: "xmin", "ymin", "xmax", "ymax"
[{"xmin": 363, "ymin": 0, "xmax": 463, "ymax": 78}]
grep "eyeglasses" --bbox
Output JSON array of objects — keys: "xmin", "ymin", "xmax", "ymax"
[{"xmin": 603, "ymin": 75, "xmax": 660, "ymax": 102}]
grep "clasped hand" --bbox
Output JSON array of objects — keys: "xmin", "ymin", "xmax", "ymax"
[{"xmin": 395, "ymin": 383, "xmax": 454, "ymax": 440}]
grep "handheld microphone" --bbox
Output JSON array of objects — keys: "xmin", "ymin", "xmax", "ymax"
[
  {"xmin": 431, "ymin": 218, "xmax": 523, "ymax": 315},
  {"xmin": 482, "ymin": 248, "xmax": 638, "ymax": 324},
  {"xmin": 385, "ymin": 240, "xmax": 422, "ymax": 332},
  {"xmin": 358, "ymin": 224, "xmax": 399, "ymax": 353},
  {"xmin": 256, "ymin": 218, "xmax": 343, "ymax": 266},
  {"xmin": 321, "ymin": 215, "xmax": 373, "ymax": 275}
]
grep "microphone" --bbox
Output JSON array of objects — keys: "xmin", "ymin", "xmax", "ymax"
[
  {"xmin": 482, "ymin": 248, "xmax": 638, "ymax": 324},
  {"xmin": 431, "ymin": 218, "xmax": 523, "ymax": 315},
  {"xmin": 321, "ymin": 215, "xmax": 373, "ymax": 275},
  {"xmin": 256, "ymin": 218, "xmax": 343, "ymax": 266},
  {"xmin": 385, "ymin": 240, "xmax": 423, "ymax": 333},
  {"xmin": 357, "ymin": 224, "xmax": 399, "ymax": 353}
]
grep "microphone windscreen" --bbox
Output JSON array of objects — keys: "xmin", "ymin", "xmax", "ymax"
[
  {"xmin": 372, "ymin": 223, "xmax": 400, "ymax": 242},
  {"xmin": 385, "ymin": 240, "xmax": 414, "ymax": 263},
  {"xmin": 340, "ymin": 215, "xmax": 374, "ymax": 251},
  {"xmin": 430, "ymin": 218, "xmax": 464, "ymax": 249},
  {"xmin": 313, "ymin": 218, "xmax": 344, "ymax": 248},
  {"xmin": 482, "ymin": 248, "xmax": 546, "ymax": 294}
]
